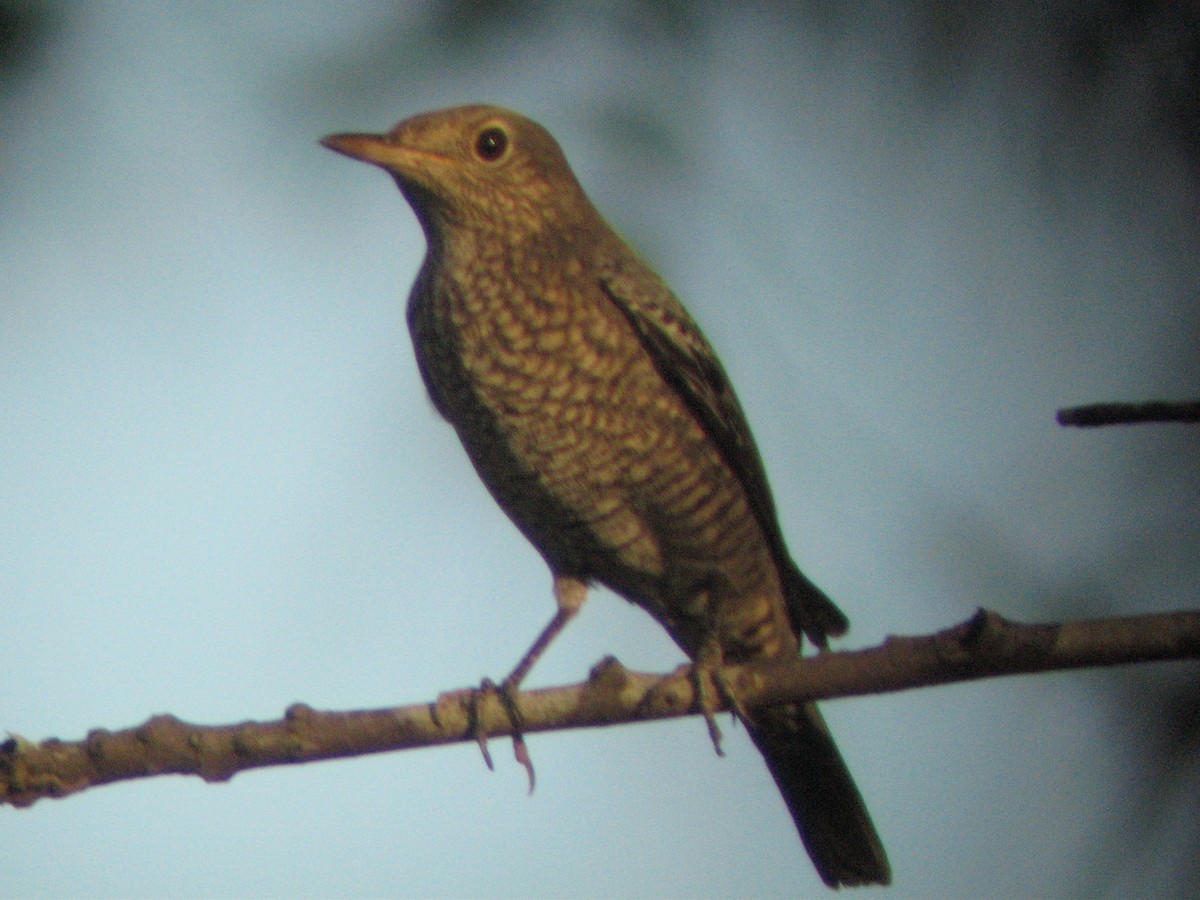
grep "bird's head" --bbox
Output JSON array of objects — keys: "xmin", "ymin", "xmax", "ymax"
[{"xmin": 321, "ymin": 105, "xmax": 594, "ymax": 244}]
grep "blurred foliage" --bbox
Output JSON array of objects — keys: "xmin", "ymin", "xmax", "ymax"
[
  {"xmin": 311, "ymin": 0, "xmax": 1200, "ymax": 184},
  {"xmin": 0, "ymin": 0, "xmax": 59, "ymax": 88},
  {"xmin": 1054, "ymin": 0, "xmax": 1200, "ymax": 166}
]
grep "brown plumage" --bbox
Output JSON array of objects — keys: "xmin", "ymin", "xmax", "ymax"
[{"xmin": 321, "ymin": 105, "xmax": 889, "ymax": 888}]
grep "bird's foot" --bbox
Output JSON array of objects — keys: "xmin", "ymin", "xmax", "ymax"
[
  {"xmin": 712, "ymin": 665, "xmax": 752, "ymax": 726},
  {"xmin": 457, "ymin": 678, "xmax": 536, "ymax": 793},
  {"xmin": 691, "ymin": 650, "xmax": 752, "ymax": 757},
  {"xmin": 440, "ymin": 578, "xmax": 586, "ymax": 792}
]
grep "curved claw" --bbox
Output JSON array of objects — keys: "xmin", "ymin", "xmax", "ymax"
[
  {"xmin": 468, "ymin": 679, "xmax": 499, "ymax": 771},
  {"xmin": 512, "ymin": 733, "xmax": 536, "ymax": 794}
]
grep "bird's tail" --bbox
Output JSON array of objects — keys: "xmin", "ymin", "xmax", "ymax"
[{"xmin": 748, "ymin": 702, "xmax": 891, "ymax": 888}]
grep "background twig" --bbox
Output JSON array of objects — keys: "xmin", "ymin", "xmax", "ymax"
[{"xmin": 1056, "ymin": 400, "xmax": 1200, "ymax": 427}]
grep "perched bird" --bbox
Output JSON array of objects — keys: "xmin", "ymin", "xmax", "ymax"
[{"xmin": 321, "ymin": 105, "xmax": 890, "ymax": 888}]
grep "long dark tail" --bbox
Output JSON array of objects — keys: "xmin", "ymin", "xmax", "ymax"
[{"xmin": 748, "ymin": 702, "xmax": 890, "ymax": 888}]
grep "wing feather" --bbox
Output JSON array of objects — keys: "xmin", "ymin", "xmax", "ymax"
[{"xmin": 598, "ymin": 259, "xmax": 848, "ymax": 645}]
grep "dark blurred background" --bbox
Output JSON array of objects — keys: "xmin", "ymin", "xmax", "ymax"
[{"xmin": 2, "ymin": 1, "xmax": 1197, "ymax": 896}]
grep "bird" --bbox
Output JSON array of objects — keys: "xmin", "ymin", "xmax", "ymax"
[{"xmin": 321, "ymin": 105, "xmax": 890, "ymax": 888}]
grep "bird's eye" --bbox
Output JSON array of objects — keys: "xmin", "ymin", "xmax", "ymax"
[{"xmin": 474, "ymin": 126, "xmax": 509, "ymax": 162}]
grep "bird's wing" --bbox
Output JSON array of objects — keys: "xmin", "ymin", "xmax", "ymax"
[{"xmin": 598, "ymin": 259, "xmax": 848, "ymax": 644}]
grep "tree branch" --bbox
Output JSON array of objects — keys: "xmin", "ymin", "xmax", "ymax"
[
  {"xmin": 1056, "ymin": 399, "xmax": 1200, "ymax": 426},
  {"xmin": 4, "ymin": 607, "xmax": 1198, "ymax": 808}
]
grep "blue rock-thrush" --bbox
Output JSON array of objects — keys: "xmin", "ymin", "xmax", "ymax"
[{"xmin": 322, "ymin": 106, "xmax": 889, "ymax": 887}]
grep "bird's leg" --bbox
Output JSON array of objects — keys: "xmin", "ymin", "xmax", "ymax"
[
  {"xmin": 470, "ymin": 576, "xmax": 588, "ymax": 792},
  {"xmin": 502, "ymin": 576, "xmax": 588, "ymax": 691}
]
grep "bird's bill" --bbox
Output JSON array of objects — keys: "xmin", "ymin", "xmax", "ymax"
[{"xmin": 320, "ymin": 132, "xmax": 406, "ymax": 166}]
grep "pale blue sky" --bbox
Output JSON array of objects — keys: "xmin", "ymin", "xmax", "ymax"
[{"xmin": 2, "ymin": 3, "xmax": 1197, "ymax": 897}]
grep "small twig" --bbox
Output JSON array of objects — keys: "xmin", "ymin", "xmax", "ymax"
[
  {"xmin": 1056, "ymin": 400, "xmax": 1200, "ymax": 427},
  {"xmin": 3, "ymin": 608, "xmax": 1198, "ymax": 809}
]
